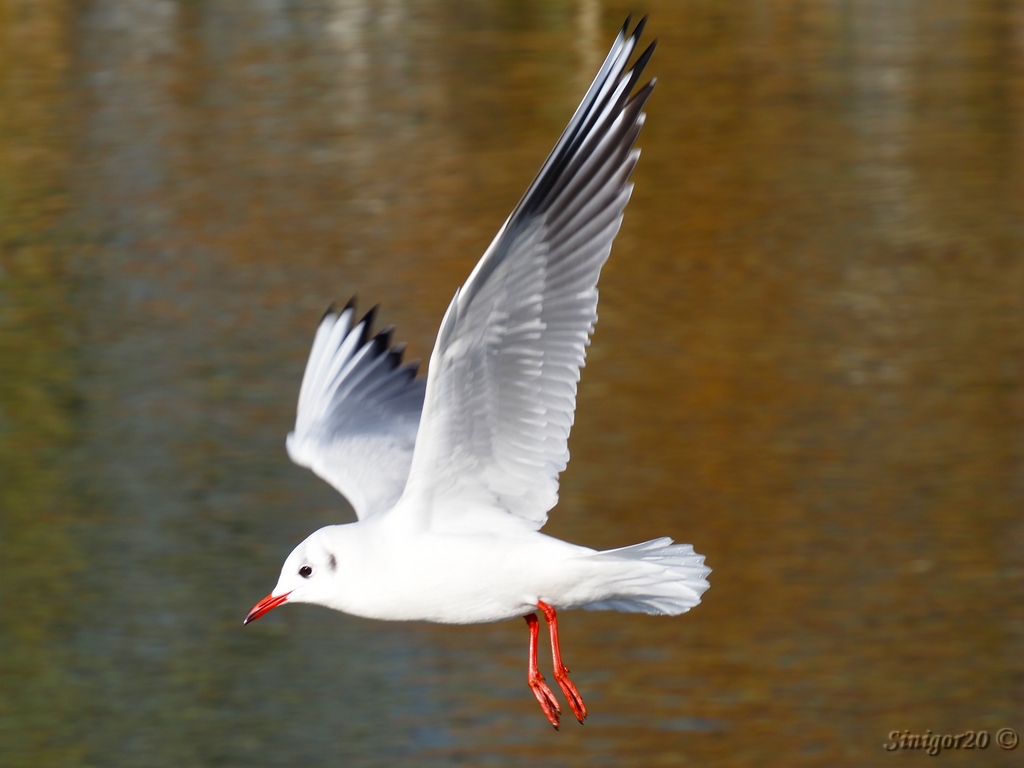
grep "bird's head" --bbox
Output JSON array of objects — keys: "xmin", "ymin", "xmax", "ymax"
[{"xmin": 244, "ymin": 528, "xmax": 341, "ymax": 624}]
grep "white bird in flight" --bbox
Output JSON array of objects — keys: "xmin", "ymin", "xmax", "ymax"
[{"xmin": 245, "ymin": 17, "xmax": 710, "ymax": 729}]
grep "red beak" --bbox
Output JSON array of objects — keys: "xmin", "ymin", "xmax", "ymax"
[{"xmin": 244, "ymin": 591, "xmax": 291, "ymax": 625}]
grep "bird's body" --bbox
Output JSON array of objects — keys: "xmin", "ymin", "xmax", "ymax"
[
  {"xmin": 289, "ymin": 521, "xmax": 592, "ymax": 624},
  {"xmin": 245, "ymin": 18, "xmax": 710, "ymax": 728},
  {"xmin": 281, "ymin": 518, "xmax": 706, "ymax": 625}
]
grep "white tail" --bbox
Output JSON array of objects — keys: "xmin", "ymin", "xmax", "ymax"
[{"xmin": 582, "ymin": 537, "xmax": 711, "ymax": 615}]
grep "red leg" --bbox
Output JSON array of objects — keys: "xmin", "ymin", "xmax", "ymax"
[
  {"xmin": 524, "ymin": 613, "xmax": 561, "ymax": 729},
  {"xmin": 538, "ymin": 600, "xmax": 588, "ymax": 723}
]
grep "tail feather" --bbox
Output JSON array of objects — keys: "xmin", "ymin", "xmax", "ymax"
[{"xmin": 582, "ymin": 537, "xmax": 710, "ymax": 615}]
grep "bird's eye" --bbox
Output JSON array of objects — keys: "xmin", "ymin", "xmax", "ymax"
[{"xmin": 299, "ymin": 565, "xmax": 313, "ymax": 578}]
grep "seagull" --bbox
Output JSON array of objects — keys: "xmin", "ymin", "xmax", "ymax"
[{"xmin": 244, "ymin": 17, "xmax": 710, "ymax": 729}]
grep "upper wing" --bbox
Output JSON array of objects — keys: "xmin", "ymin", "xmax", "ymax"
[
  {"xmin": 286, "ymin": 300, "xmax": 425, "ymax": 519},
  {"xmin": 400, "ymin": 18, "xmax": 655, "ymax": 532}
]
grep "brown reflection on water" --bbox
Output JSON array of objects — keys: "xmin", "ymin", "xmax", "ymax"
[
  {"xmin": 0, "ymin": 2, "xmax": 83, "ymax": 763},
  {"xmin": 2, "ymin": 1, "xmax": 1022, "ymax": 766}
]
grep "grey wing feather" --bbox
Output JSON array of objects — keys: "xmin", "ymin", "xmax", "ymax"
[
  {"xmin": 403, "ymin": 19, "xmax": 655, "ymax": 531},
  {"xmin": 286, "ymin": 300, "xmax": 425, "ymax": 519}
]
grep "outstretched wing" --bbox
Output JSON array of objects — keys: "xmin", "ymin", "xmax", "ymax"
[
  {"xmin": 401, "ymin": 19, "xmax": 655, "ymax": 531},
  {"xmin": 286, "ymin": 300, "xmax": 425, "ymax": 519}
]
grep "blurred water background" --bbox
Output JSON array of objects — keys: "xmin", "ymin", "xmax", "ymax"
[{"xmin": 2, "ymin": 1, "xmax": 1022, "ymax": 765}]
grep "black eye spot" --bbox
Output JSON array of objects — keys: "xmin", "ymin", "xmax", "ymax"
[{"xmin": 299, "ymin": 565, "xmax": 313, "ymax": 578}]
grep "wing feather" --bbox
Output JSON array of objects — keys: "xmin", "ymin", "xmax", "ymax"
[
  {"xmin": 286, "ymin": 301, "xmax": 425, "ymax": 519},
  {"xmin": 401, "ymin": 19, "xmax": 655, "ymax": 531}
]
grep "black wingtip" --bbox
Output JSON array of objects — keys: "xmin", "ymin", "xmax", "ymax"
[
  {"xmin": 373, "ymin": 325, "xmax": 395, "ymax": 354},
  {"xmin": 357, "ymin": 304, "xmax": 379, "ymax": 342},
  {"xmin": 633, "ymin": 38, "xmax": 657, "ymax": 78},
  {"xmin": 621, "ymin": 40, "xmax": 657, "ymax": 99},
  {"xmin": 322, "ymin": 295, "xmax": 359, "ymax": 324},
  {"xmin": 632, "ymin": 14, "xmax": 649, "ymax": 42},
  {"xmin": 387, "ymin": 341, "xmax": 408, "ymax": 368}
]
